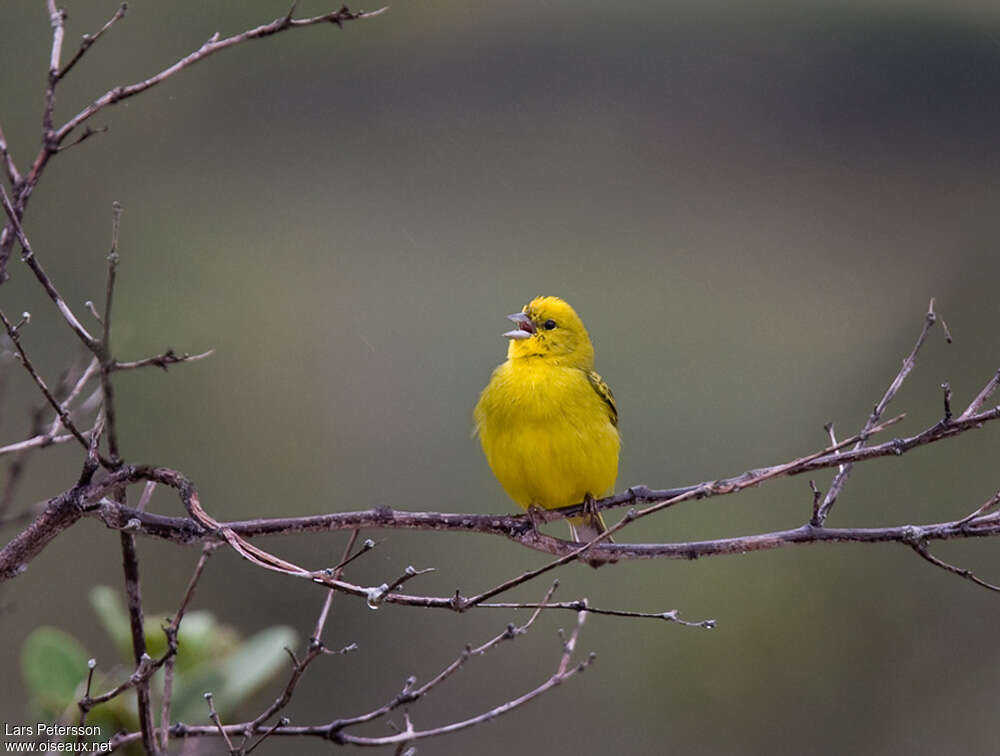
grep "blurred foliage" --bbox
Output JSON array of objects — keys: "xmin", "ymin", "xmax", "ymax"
[{"xmin": 20, "ymin": 586, "xmax": 296, "ymax": 749}]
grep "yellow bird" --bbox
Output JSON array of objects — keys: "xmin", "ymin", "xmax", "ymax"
[{"xmin": 474, "ymin": 296, "xmax": 619, "ymax": 545}]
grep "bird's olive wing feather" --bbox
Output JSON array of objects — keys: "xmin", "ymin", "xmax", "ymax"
[{"xmin": 587, "ymin": 369, "xmax": 618, "ymax": 427}]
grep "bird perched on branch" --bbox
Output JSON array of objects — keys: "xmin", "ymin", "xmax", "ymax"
[{"xmin": 474, "ymin": 296, "xmax": 620, "ymax": 553}]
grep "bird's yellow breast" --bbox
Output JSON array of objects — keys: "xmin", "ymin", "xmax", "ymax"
[{"xmin": 474, "ymin": 358, "xmax": 620, "ymax": 510}]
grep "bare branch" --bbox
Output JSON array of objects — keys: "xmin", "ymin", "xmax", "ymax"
[
  {"xmin": 244, "ymin": 717, "xmax": 289, "ymax": 755},
  {"xmin": 312, "ymin": 530, "xmax": 361, "ymax": 642},
  {"xmin": 331, "ymin": 607, "xmax": 593, "ymax": 748},
  {"xmin": 0, "ymin": 185, "xmax": 97, "ymax": 348},
  {"xmin": 956, "ymin": 489, "xmax": 1000, "ymax": 527},
  {"xmin": 99, "ymin": 202, "xmax": 123, "ymax": 463},
  {"xmin": 57, "ymin": 3, "xmax": 129, "ymax": 81},
  {"xmin": 0, "ymin": 309, "xmax": 96, "ymax": 456},
  {"xmin": 484, "ymin": 601, "xmax": 716, "ymax": 629},
  {"xmin": 119, "ymin": 528, "xmax": 158, "ymax": 755},
  {"xmin": 205, "ymin": 692, "xmax": 237, "ymax": 754},
  {"xmin": 0, "ymin": 388, "xmax": 989, "ymax": 581},
  {"xmin": 53, "ymin": 125, "xmax": 108, "ymax": 154},
  {"xmin": 0, "ymin": 431, "xmax": 79, "ymax": 457},
  {"xmin": 327, "ymin": 582, "xmax": 562, "ymax": 735},
  {"xmin": 47, "ymin": 357, "xmax": 100, "ymax": 438},
  {"xmin": 941, "ymin": 381, "xmax": 953, "ymax": 421},
  {"xmin": 53, "ymin": 6, "xmax": 387, "ymax": 147},
  {"xmin": 112, "ymin": 586, "xmax": 593, "ymax": 751},
  {"xmin": 0, "ymin": 5, "xmax": 389, "ymax": 285},
  {"xmin": 78, "ymin": 654, "xmax": 155, "ymax": 714},
  {"xmin": 241, "ymin": 531, "xmax": 362, "ymax": 737},
  {"xmin": 159, "ymin": 543, "xmax": 215, "ymax": 751},
  {"xmin": 0, "ymin": 124, "xmax": 20, "ymax": 189},
  {"xmin": 909, "ymin": 537, "xmax": 1000, "ymax": 593},
  {"xmin": 813, "ymin": 298, "xmax": 943, "ymax": 526},
  {"xmin": 111, "ymin": 348, "xmax": 215, "ymax": 371},
  {"xmin": 959, "ymin": 368, "xmax": 1000, "ymax": 421},
  {"xmin": 43, "ymin": 0, "xmax": 67, "ymax": 138}
]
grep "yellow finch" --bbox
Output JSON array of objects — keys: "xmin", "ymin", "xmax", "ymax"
[{"xmin": 474, "ymin": 296, "xmax": 619, "ymax": 545}]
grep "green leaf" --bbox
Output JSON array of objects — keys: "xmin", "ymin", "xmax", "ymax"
[
  {"xmin": 174, "ymin": 610, "xmax": 235, "ymax": 671},
  {"xmin": 169, "ymin": 666, "xmax": 227, "ymax": 723},
  {"xmin": 21, "ymin": 627, "xmax": 90, "ymax": 717},
  {"xmin": 214, "ymin": 626, "xmax": 298, "ymax": 716},
  {"xmin": 89, "ymin": 586, "xmax": 132, "ymax": 659}
]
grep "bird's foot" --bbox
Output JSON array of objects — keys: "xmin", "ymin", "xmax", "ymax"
[
  {"xmin": 525, "ymin": 504, "xmax": 546, "ymax": 536},
  {"xmin": 581, "ymin": 493, "xmax": 608, "ymax": 537}
]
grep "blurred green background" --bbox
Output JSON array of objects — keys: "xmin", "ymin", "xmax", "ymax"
[{"xmin": 2, "ymin": 0, "xmax": 1000, "ymax": 753}]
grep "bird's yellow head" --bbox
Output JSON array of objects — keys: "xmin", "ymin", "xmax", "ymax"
[{"xmin": 503, "ymin": 296, "xmax": 595, "ymax": 368}]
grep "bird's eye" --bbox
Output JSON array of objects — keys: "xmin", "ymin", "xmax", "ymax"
[{"xmin": 543, "ymin": 319, "xmax": 557, "ymax": 330}]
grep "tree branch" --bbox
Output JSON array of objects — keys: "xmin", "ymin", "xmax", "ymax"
[
  {"xmin": 0, "ymin": 185, "xmax": 98, "ymax": 348},
  {"xmin": 108, "ymin": 592, "xmax": 596, "ymax": 751},
  {"xmin": 52, "ymin": 5, "xmax": 387, "ymax": 147},
  {"xmin": 57, "ymin": 2, "xmax": 129, "ymax": 82},
  {"xmin": 813, "ymin": 298, "xmax": 945, "ymax": 526}
]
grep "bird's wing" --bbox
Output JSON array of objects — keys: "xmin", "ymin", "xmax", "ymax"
[{"xmin": 587, "ymin": 369, "xmax": 618, "ymax": 428}]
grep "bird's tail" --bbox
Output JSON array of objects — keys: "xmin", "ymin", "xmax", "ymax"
[{"xmin": 568, "ymin": 511, "xmax": 613, "ymax": 567}]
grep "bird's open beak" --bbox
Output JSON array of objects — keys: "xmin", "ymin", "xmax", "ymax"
[{"xmin": 503, "ymin": 312, "xmax": 535, "ymax": 340}]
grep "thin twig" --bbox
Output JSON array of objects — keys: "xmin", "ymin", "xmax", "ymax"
[
  {"xmin": 0, "ymin": 309, "xmax": 94, "ymax": 454},
  {"xmin": 813, "ymin": 299, "xmax": 943, "ymax": 526},
  {"xmin": 0, "ymin": 5, "xmax": 389, "ymax": 284},
  {"xmin": 57, "ymin": 3, "xmax": 129, "ymax": 81},
  {"xmin": 330, "ymin": 536, "xmax": 376, "ymax": 573},
  {"xmin": 245, "ymin": 717, "xmax": 289, "ymax": 755},
  {"xmin": 111, "ymin": 348, "xmax": 215, "ymax": 371},
  {"xmin": 482, "ymin": 600, "xmax": 716, "ymax": 628},
  {"xmin": 53, "ymin": 6, "xmax": 388, "ymax": 147},
  {"xmin": 99, "ymin": 202, "xmax": 123, "ymax": 463},
  {"xmin": 0, "ymin": 431, "xmax": 78, "ymax": 456},
  {"xmin": 330, "ymin": 582, "xmax": 564, "ymax": 735},
  {"xmin": 909, "ymin": 538, "xmax": 1000, "ymax": 593},
  {"xmin": 205, "ymin": 693, "xmax": 237, "ymax": 754},
  {"xmin": 0, "ymin": 123, "xmax": 20, "ymax": 189},
  {"xmin": 76, "ymin": 659, "xmax": 97, "ymax": 730},
  {"xmin": 43, "ymin": 0, "xmax": 66, "ymax": 138},
  {"xmin": 159, "ymin": 544, "xmax": 215, "ymax": 751},
  {"xmin": 0, "ymin": 185, "xmax": 97, "ymax": 348},
  {"xmin": 313, "ymin": 530, "xmax": 361, "ymax": 642},
  {"xmin": 53, "ymin": 125, "xmax": 108, "ymax": 153},
  {"xmin": 958, "ymin": 368, "xmax": 1000, "ymax": 421},
  {"xmin": 241, "ymin": 530, "xmax": 362, "ymax": 738},
  {"xmin": 955, "ymin": 489, "xmax": 1000, "ymax": 527},
  {"xmin": 110, "ymin": 597, "xmax": 595, "ymax": 750},
  {"xmin": 78, "ymin": 654, "xmax": 155, "ymax": 713},
  {"xmin": 47, "ymin": 357, "xmax": 100, "ymax": 438}
]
